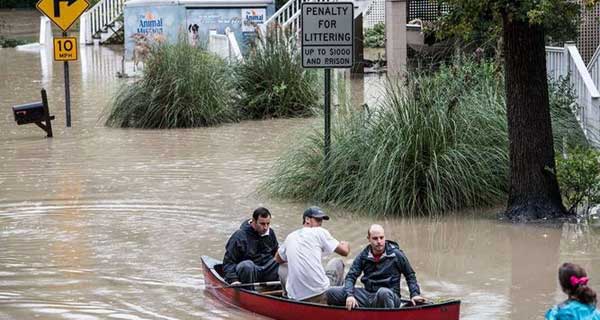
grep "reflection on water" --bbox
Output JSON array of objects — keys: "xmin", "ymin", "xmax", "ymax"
[{"xmin": 1, "ymin": 46, "xmax": 600, "ymax": 320}]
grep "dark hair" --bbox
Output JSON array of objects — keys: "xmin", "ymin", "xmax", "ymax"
[
  {"xmin": 558, "ymin": 262, "xmax": 597, "ymax": 305},
  {"xmin": 252, "ymin": 207, "xmax": 271, "ymax": 221}
]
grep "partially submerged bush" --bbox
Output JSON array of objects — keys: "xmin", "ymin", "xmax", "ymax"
[
  {"xmin": 265, "ymin": 58, "xmax": 509, "ymax": 215},
  {"xmin": 105, "ymin": 41, "xmax": 237, "ymax": 128},
  {"xmin": 364, "ymin": 22, "xmax": 385, "ymax": 48},
  {"xmin": 0, "ymin": 36, "xmax": 27, "ymax": 48},
  {"xmin": 235, "ymin": 25, "xmax": 319, "ymax": 119},
  {"xmin": 556, "ymin": 146, "xmax": 600, "ymax": 215},
  {"xmin": 264, "ymin": 57, "xmax": 587, "ymax": 216}
]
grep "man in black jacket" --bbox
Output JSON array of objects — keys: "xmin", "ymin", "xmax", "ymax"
[
  {"xmin": 222, "ymin": 207, "xmax": 279, "ymax": 285},
  {"xmin": 326, "ymin": 224, "xmax": 426, "ymax": 309}
]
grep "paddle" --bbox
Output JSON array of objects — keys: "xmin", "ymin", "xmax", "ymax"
[
  {"xmin": 227, "ymin": 281, "xmax": 281, "ymax": 288},
  {"xmin": 205, "ymin": 281, "xmax": 280, "ymax": 290}
]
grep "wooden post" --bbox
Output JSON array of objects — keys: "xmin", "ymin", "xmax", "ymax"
[
  {"xmin": 352, "ymin": 13, "xmax": 364, "ymax": 74},
  {"xmin": 40, "ymin": 89, "xmax": 54, "ymax": 138}
]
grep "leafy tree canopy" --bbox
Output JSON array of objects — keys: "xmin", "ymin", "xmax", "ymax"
[{"xmin": 433, "ymin": 0, "xmax": 598, "ymax": 48}]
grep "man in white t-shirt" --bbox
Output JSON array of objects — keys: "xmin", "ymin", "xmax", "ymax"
[{"xmin": 275, "ymin": 206, "xmax": 350, "ymax": 304}]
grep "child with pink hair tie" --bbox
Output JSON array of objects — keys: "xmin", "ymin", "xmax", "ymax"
[{"xmin": 546, "ymin": 262, "xmax": 600, "ymax": 320}]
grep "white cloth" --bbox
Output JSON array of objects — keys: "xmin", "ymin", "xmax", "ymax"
[{"xmin": 278, "ymin": 227, "xmax": 339, "ymax": 300}]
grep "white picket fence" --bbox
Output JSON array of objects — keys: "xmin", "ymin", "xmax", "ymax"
[{"xmin": 546, "ymin": 43, "xmax": 600, "ymax": 146}]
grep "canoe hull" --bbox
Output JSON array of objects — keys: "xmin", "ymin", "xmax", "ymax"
[{"xmin": 201, "ymin": 256, "xmax": 460, "ymax": 320}]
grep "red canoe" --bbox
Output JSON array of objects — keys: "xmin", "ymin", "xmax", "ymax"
[{"xmin": 201, "ymin": 255, "xmax": 461, "ymax": 320}]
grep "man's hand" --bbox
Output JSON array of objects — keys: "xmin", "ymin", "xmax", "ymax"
[
  {"xmin": 230, "ymin": 281, "xmax": 242, "ymax": 286},
  {"xmin": 345, "ymin": 296, "xmax": 358, "ymax": 310},
  {"xmin": 274, "ymin": 251, "xmax": 286, "ymax": 264},
  {"xmin": 335, "ymin": 241, "xmax": 350, "ymax": 257},
  {"xmin": 410, "ymin": 295, "xmax": 426, "ymax": 306}
]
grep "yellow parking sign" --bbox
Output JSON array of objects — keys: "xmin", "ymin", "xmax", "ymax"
[{"xmin": 54, "ymin": 37, "xmax": 78, "ymax": 61}]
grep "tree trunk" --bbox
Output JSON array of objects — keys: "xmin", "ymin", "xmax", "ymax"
[{"xmin": 501, "ymin": 14, "xmax": 568, "ymax": 222}]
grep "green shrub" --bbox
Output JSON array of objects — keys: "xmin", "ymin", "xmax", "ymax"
[
  {"xmin": 364, "ymin": 22, "xmax": 385, "ymax": 48},
  {"xmin": 556, "ymin": 147, "xmax": 600, "ymax": 214},
  {"xmin": 105, "ymin": 40, "xmax": 237, "ymax": 128},
  {"xmin": 264, "ymin": 57, "xmax": 587, "ymax": 216},
  {"xmin": 0, "ymin": 36, "xmax": 27, "ymax": 48},
  {"xmin": 235, "ymin": 25, "xmax": 320, "ymax": 119}
]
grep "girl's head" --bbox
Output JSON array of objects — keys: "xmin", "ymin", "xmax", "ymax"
[{"xmin": 558, "ymin": 262, "xmax": 597, "ymax": 305}]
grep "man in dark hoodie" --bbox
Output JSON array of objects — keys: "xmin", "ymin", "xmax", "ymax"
[
  {"xmin": 223, "ymin": 207, "xmax": 279, "ymax": 286},
  {"xmin": 326, "ymin": 224, "xmax": 426, "ymax": 309}
]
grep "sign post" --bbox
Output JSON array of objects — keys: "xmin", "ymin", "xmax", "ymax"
[
  {"xmin": 61, "ymin": 31, "xmax": 73, "ymax": 127},
  {"xmin": 36, "ymin": 0, "xmax": 89, "ymax": 127},
  {"xmin": 302, "ymin": 2, "xmax": 354, "ymax": 162}
]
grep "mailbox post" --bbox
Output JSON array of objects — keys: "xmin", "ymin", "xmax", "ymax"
[{"xmin": 12, "ymin": 89, "xmax": 55, "ymax": 137}]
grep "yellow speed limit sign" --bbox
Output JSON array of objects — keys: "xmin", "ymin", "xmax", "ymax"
[{"xmin": 54, "ymin": 37, "xmax": 78, "ymax": 61}]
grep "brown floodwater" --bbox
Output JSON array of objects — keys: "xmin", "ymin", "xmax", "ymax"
[{"xmin": 1, "ymin": 45, "xmax": 599, "ymax": 320}]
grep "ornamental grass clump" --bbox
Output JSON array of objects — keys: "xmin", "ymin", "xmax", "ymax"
[
  {"xmin": 105, "ymin": 40, "xmax": 237, "ymax": 128},
  {"xmin": 265, "ymin": 57, "xmax": 586, "ymax": 216},
  {"xmin": 265, "ymin": 58, "xmax": 509, "ymax": 216},
  {"xmin": 235, "ymin": 25, "xmax": 320, "ymax": 119}
]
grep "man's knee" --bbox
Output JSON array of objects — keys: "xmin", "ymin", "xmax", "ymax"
[
  {"xmin": 375, "ymin": 287, "xmax": 394, "ymax": 298},
  {"xmin": 326, "ymin": 258, "xmax": 344, "ymax": 270},
  {"xmin": 325, "ymin": 258, "xmax": 344, "ymax": 286},
  {"xmin": 325, "ymin": 286, "xmax": 347, "ymax": 305},
  {"xmin": 236, "ymin": 260, "xmax": 256, "ymax": 274},
  {"xmin": 374, "ymin": 288, "xmax": 397, "ymax": 308},
  {"xmin": 278, "ymin": 263, "xmax": 288, "ymax": 295},
  {"xmin": 278, "ymin": 263, "xmax": 288, "ymax": 280}
]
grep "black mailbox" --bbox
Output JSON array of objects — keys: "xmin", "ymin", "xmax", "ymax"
[
  {"xmin": 12, "ymin": 89, "xmax": 54, "ymax": 138},
  {"xmin": 13, "ymin": 102, "xmax": 46, "ymax": 125}
]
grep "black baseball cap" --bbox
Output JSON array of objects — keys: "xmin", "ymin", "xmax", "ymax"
[{"xmin": 303, "ymin": 206, "xmax": 330, "ymax": 220}]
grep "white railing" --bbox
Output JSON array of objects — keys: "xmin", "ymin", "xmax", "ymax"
[
  {"xmin": 208, "ymin": 28, "xmax": 243, "ymax": 62},
  {"xmin": 547, "ymin": 43, "xmax": 600, "ymax": 146},
  {"xmin": 587, "ymin": 45, "xmax": 600, "ymax": 92},
  {"xmin": 546, "ymin": 46, "xmax": 567, "ymax": 82},
  {"xmin": 80, "ymin": 0, "xmax": 125, "ymax": 44},
  {"xmin": 585, "ymin": 46, "xmax": 600, "ymax": 146},
  {"xmin": 226, "ymin": 28, "xmax": 243, "ymax": 62},
  {"xmin": 208, "ymin": 30, "xmax": 228, "ymax": 59},
  {"xmin": 265, "ymin": 0, "xmax": 369, "ymax": 35},
  {"xmin": 567, "ymin": 44, "xmax": 600, "ymax": 146},
  {"xmin": 264, "ymin": 0, "xmax": 304, "ymax": 30}
]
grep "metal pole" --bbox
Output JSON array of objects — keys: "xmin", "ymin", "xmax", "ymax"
[
  {"xmin": 324, "ymin": 68, "xmax": 331, "ymax": 163},
  {"xmin": 63, "ymin": 31, "xmax": 72, "ymax": 127}
]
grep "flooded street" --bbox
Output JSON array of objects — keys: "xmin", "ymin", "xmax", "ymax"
[{"xmin": 1, "ymin": 45, "xmax": 600, "ymax": 320}]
